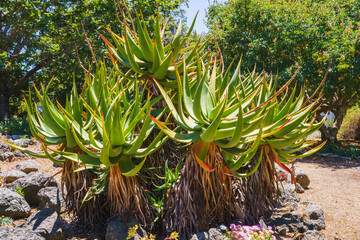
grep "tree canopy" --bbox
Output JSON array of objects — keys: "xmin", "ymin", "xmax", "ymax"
[
  {"xmin": 0, "ymin": 0, "xmax": 188, "ymax": 120},
  {"xmin": 206, "ymin": 0, "xmax": 360, "ymax": 141}
]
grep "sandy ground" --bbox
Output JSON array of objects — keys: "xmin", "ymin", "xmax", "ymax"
[{"xmin": 295, "ymin": 156, "xmax": 360, "ymax": 240}]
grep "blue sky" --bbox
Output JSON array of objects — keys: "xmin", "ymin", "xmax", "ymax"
[{"xmin": 184, "ymin": 0, "xmax": 225, "ymax": 34}]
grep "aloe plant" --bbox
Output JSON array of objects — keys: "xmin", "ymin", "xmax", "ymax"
[
  {"xmin": 101, "ymin": 7, "xmax": 209, "ymax": 88},
  {"xmin": 150, "ymin": 56, "xmax": 326, "ymax": 236}
]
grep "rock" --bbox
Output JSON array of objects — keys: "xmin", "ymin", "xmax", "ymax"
[
  {"xmin": 105, "ymin": 217, "xmax": 147, "ymax": 240},
  {"xmin": 296, "ymin": 183, "xmax": 305, "ymax": 193},
  {"xmin": 0, "ymin": 188, "xmax": 31, "ymax": 219},
  {"xmin": 304, "ymin": 230, "xmax": 326, "ymax": 240},
  {"xmin": 303, "ymin": 203, "xmax": 326, "ymax": 230},
  {"xmin": 38, "ymin": 187, "xmax": 64, "ymax": 213},
  {"xmin": 0, "ymin": 141, "xmax": 11, "ymax": 153},
  {"xmin": 14, "ymin": 139, "xmax": 28, "ymax": 148},
  {"xmin": 10, "ymin": 135, "xmax": 22, "ymax": 140},
  {"xmin": 9, "ymin": 172, "xmax": 58, "ymax": 206},
  {"xmin": 190, "ymin": 228, "xmax": 227, "ymax": 240},
  {"xmin": 295, "ymin": 169, "xmax": 310, "ymax": 188},
  {"xmin": 0, "ymin": 152, "xmax": 15, "ymax": 161},
  {"xmin": 1, "ymin": 169, "xmax": 26, "ymax": 183},
  {"xmin": 13, "ymin": 150, "xmax": 28, "ymax": 157},
  {"xmin": 339, "ymin": 156, "xmax": 352, "ymax": 161},
  {"xmin": 16, "ymin": 159, "xmax": 41, "ymax": 173},
  {"xmin": 25, "ymin": 208, "xmax": 64, "ymax": 240},
  {"xmin": 278, "ymin": 182, "xmax": 300, "ymax": 202},
  {"xmin": 0, "ymin": 227, "xmax": 45, "ymax": 240}
]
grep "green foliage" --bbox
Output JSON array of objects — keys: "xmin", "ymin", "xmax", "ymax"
[
  {"xmin": 0, "ymin": 119, "xmax": 31, "ymax": 136},
  {"xmin": 0, "ymin": 0, "xmax": 189, "ymax": 119},
  {"xmin": 319, "ymin": 142, "xmax": 360, "ymax": 158},
  {"xmin": 0, "ymin": 216, "xmax": 13, "ymax": 226},
  {"xmin": 15, "ymin": 186, "xmax": 24, "ymax": 197},
  {"xmin": 339, "ymin": 104, "xmax": 360, "ymax": 139},
  {"xmin": 126, "ymin": 224, "xmax": 179, "ymax": 240},
  {"xmin": 206, "ymin": 0, "xmax": 360, "ymax": 139},
  {"xmin": 0, "ymin": 118, "xmax": 30, "ymax": 136}
]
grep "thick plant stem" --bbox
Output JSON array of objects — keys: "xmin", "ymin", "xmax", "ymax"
[
  {"xmin": 232, "ymin": 145, "xmax": 277, "ymax": 224},
  {"xmin": 61, "ymin": 160, "xmax": 108, "ymax": 226},
  {"xmin": 163, "ymin": 141, "xmax": 233, "ymax": 238},
  {"xmin": 108, "ymin": 163, "xmax": 154, "ymax": 228}
]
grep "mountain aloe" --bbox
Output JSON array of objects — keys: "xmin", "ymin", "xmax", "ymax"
[
  {"xmin": 101, "ymin": 7, "xmax": 209, "ymax": 88},
  {"xmin": 151, "ymin": 56, "xmax": 326, "ymax": 236}
]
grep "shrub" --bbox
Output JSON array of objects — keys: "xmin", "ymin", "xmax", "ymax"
[
  {"xmin": 0, "ymin": 216, "xmax": 13, "ymax": 226},
  {"xmin": 0, "ymin": 118, "xmax": 31, "ymax": 136},
  {"xmin": 319, "ymin": 142, "xmax": 360, "ymax": 158},
  {"xmin": 339, "ymin": 105, "xmax": 360, "ymax": 140}
]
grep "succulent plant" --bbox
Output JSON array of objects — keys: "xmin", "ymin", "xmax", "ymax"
[
  {"xmin": 151, "ymin": 56, "xmax": 326, "ymax": 236},
  {"xmin": 101, "ymin": 7, "xmax": 209, "ymax": 88}
]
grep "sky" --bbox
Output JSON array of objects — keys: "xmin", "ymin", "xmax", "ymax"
[{"xmin": 184, "ymin": 0, "xmax": 225, "ymax": 34}]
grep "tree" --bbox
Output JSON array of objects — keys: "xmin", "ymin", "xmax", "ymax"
[
  {"xmin": 206, "ymin": 0, "xmax": 360, "ymax": 142},
  {"xmin": 0, "ymin": 0, "xmax": 188, "ymax": 120}
]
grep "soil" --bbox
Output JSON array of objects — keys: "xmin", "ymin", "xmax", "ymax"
[
  {"xmin": 2, "ymin": 144, "xmax": 360, "ymax": 239},
  {"xmin": 295, "ymin": 155, "xmax": 360, "ymax": 240}
]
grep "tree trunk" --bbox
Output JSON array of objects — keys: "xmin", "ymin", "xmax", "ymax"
[
  {"xmin": 355, "ymin": 121, "xmax": 360, "ymax": 140},
  {"xmin": 0, "ymin": 71, "xmax": 10, "ymax": 121},
  {"xmin": 317, "ymin": 102, "xmax": 349, "ymax": 143},
  {"xmin": 319, "ymin": 126, "xmax": 339, "ymax": 143}
]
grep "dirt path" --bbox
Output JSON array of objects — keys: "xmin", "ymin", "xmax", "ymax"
[{"xmin": 295, "ymin": 156, "xmax": 360, "ymax": 240}]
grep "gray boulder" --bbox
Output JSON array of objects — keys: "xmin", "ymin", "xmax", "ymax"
[
  {"xmin": 13, "ymin": 150, "xmax": 28, "ymax": 158},
  {"xmin": 0, "ymin": 188, "xmax": 31, "ymax": 219},
  {"xmin": 295, "ymin": 169, "xmax": 310, "ymax": 188},
  {"xmin": 303, "ymin": 203, "xmax": 326, "ymax": 231},
  {"xmin": 14, "ymin": 139, "xmax": 28, "ymax": 148},
  {"xmin": 304, "ymin": 230, "xmax": 326, "ymax": 240},
  {"xmin": 1, "ymin": 169, "xmax": 26, "ymax": 183},
  {"xmin": 0, "ymin": 152, "xmax": 15, "ymax": 161},
  {"xmin": 278, "ymin": 182, "xmax": 300, "ymax": 202},
  {"xmin": 0, "ymin": 227, "xmax": 45, "ymax": 240},
  {"xmin": 0, "ymin": 141, "xmax": 11, "ymax": 153},
  {"xmin": 16, "ymin": 159, "xmax": 41, "ymax": 173},
  {"xmin": 106, "ymin": 217, "xmax": 147, "ymax": 240},
  {"xmin": 9, "ymin": 172, "xmax": 58, "ymax": 206},
  {"xmin": 25, "ymin": 208, "xmax": 64, "ymax": 240},
  {"xmin": 190, "ymin": 228, "xmax": 227, "ymax": 240},
  {"xmin": 38, "ymin": 187, "xmax": 64, "ymax": 213}
]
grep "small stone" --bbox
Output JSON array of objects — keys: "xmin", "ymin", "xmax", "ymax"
[
  {"xmin": 304, "ymin": 230, "xmax": 326, "ymax": 240},
  {"xmin": 190, "ymin": 228, "xmax": 227, "ymax": 240},
  {"xmin": 25, "ymin": 208, "xmax": 64, "ymax": 240},
  {"xmin": 276, "ymin": 225, "xmax": 288, "ymax": 235},
  {"xmin": 0, "ymin": 152, "xmax": 15, "ymax": 161},
  {"xmin": 0, "ymin": 188, "xmax": 31, "ymax": 219},
  {"xmin": 1, "ymin": 169, "xmax": 26, "ymax": 183},
  {"xmin": 295, "ymin": 169, "xmax": 310, "ymax": 188},
  {"xmin": 13, "ymin": 150, "xmax": 28, "ymax": 158},
  {"xmin": 16, "ymin": 159, "xmax": 41, "ymax": 173},
  {"xmin": 296, "ymin": 183, "xmax": 305, "ymax": 193},
  {"xmin": 14, "ymin": 139, "xmax": 28, "ymax": 148},
  {"xmin": 0, "ymin": 141, "xmax": 11, "ymax": 153},
  {"xmin": 106, "ymin": 217, "xmax": 146, "ymax": 240},
  {"xmin": 339, "ymin": 156, "xmax": 352, "ymax": 161},
  {"xmin": 9, "ymin": 172, "xmax": 58, "ymax": 206}
]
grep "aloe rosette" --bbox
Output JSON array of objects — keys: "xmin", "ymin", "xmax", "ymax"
[{"xmin": 101, "ymin": 8, "xmax": 209, "ymax": 88}]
